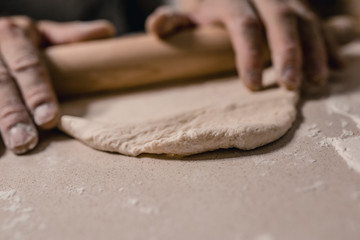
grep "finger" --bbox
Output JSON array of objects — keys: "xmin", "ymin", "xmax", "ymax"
[
  {"xmin": 298, "ymin": 15, "xmax": 329, "ymax": 85},
  {"xmin": 0, "ymin": 57, "xmax": 38, "ymax": 154},
  {"xmin": 189, "ymin": 1, "xmax": 265, "ymax": 90},
  {"xmin": 322, "ymin": 24, "xmax": 345, "ymax": 70},
  {"xmin": 0, "ymin": 19, "xmax": 59, "ymax": 129},
  {"xmin": 37, "ymin": 20, "xmax": 116, "ymax": 45},
  {"xmin": 146, "ymin": 6, "xmax": 195, "ymax": 38},
  {"xmin": 253, "ymin": 0, "xmax": 302, "ymax": 90},
  {"xmin": 11, "ymin": 16, "xmax": 41, "ymax": 46},
  {"xmin": 223, "ymin": 11, "xmax": 265, "ymax": 90}
]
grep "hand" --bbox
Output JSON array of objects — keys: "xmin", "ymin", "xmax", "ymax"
[
  {"xmin": 146, "ymin": 0, "xmax": 343, "ymax": 91},
  {"xmin": 0, "ymin": 16, "xmax": 115, "ymax": 154}
]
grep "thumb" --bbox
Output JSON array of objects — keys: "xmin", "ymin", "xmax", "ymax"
[{"xmin": 37, "ymin": 20, "xmax": 116, "ymax": 45}]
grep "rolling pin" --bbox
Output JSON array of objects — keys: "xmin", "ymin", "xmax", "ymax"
[
  {"xmin": 45, "ymin": 27, "xmax": 235, "ymax": 97},
  {"xmin": 44, "ymin": 17, "xmax": 357, "ymax": 97}
]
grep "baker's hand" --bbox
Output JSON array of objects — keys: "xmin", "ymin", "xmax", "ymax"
[
  {"xmin": 146, "ymin": 0, "xmax": 343, "ymax": 91},
  {"xmin": 0, "ymin": 16, "xmax": 115, "ymax": 154}
]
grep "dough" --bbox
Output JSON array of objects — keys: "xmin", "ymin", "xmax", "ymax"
[{"xmin": 59, "ymin": 68, "xmax": 299, "ymax": 156}]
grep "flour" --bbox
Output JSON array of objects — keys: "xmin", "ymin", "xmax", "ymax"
[
  {"xmin": 2, "ymin": 201, "xmax": 21, "ymax": 213},
  {"xmin": 76, "ymin": 187, "xmax": 85, "ymax": 195},
  {"xmin": 318, "ymin": 138, "xmax": 330, "ymax": 147},
  {"xmin": 307, "ymin": 158, "xmax": 317, "ymax": 164},
  {"xmin": 139, "ymin": 206, "xmax": 160, "ymax": 215},
  {"xmin": 125, "ymin": 197, "xmax": 160, "ymax": 215},
  {"xmin": 307, "ymin": 124, "xmax": 321, "ymax": 138},
  {"xmin": 324, "ymin": 79, "xmax": 360, "ymax": 174},
  {"xmin": 253, "ymin": 158, "xmax": 277, "ymax": 166},
  {"xmin": 295, "ymin": 181, "xmax": 326, "ymax": 193},
  {"xmin": 341, "ymin": 119, "xmax": 349, "ymax": 128},
  {"xmin": 255, "ymin": 233, "xmax": 275, "ymax": 240},
  {"xmin": 327, "ymin": 122, "xmax": 334, "ymax": 127},
  {"xmin": 326, "ymin": 98, "xmax": 360, "ymax": 130},
  {"xmin": 328, "ymin": 136, "xmax": 360, "ymax": 173},
  {"xmin": 340, "ymin": 129, "xmax": 355, "ymax": 139},
  {"xmin": 128, "ymin": 198, "xmax": 140, "ymax": 206},
  {"xmin": 0, "ymin": 189, "xmax": 34, "ymax": 231},
  {"xmin": 2, "ymin": 214, "xmax": 31, "ymax": 230},
  {"xmin": 0, "ymin": 190, "xmax": 16, "ymax": 200}
]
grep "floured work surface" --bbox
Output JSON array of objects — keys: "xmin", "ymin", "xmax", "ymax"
[{"xmin": 0, "ymin": 41, "xmax": 360, "ymax": 240}]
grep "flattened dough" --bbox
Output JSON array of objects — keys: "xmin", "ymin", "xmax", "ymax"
[{"xmin": 59, "ymin": 68, "xmax": 298, "ymax": 156}]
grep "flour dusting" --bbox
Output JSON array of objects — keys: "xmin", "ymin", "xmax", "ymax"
[
  {"xmin": 340, "ymin": 129, "xmax": 355, "ymax": 139},
  {"xmin": 255, "ymin": 233, "xmax": 275, "ymax": 240},
  {"xmin": 328, "ymin": 136, "xmax": 360, "ymax": 173},
  {"xmin": 0, "ymin": 189, "xmax": 35, "ymax": 231},
  {"xmin": 0, "ymin": 190, "xmax": 16, "ymax": 200},
  {"xmin": 76, "ymin": 187, "xmax": 85, "ymax": 195},
  {"xmin": 326, "ymin": 98, "xmax": 360, "ymax": 129},
  {"xmin": 318, "ymin": 138, "xmax": 330, "ymax": 147},
  {"xmin": 128, "ymin": 198, "xmax": 140, "ymax": 206},
  {"xmin": 341, "ymin": 119, "xmax": 349, "ymax": 128},
  {"xmin": 307, "ymin": 124, "xmax": 321, "ymax": 138},
  {"xmin": 296, "ymin": 181, "xmax": 326, "ymax": 193}
]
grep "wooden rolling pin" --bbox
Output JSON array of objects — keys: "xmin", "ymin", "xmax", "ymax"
[
  {"xmin": 44, "ymin": 17, "xmax": 357, "ymax": 97},
  {"xmin": 45, "ymin": 27, "xmax": 235, "ymax": 96}
]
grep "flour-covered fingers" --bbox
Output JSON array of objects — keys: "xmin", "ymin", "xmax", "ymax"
[
  {"xmin": 190, "ymin": 0, "xmax": 266, "ymax": 91},
  {"xmin": 0, "ymin": 55, "xmax": 38, "ymax": 154},
  {"xmin": 224, "ymin": 11, "xmax": 265, "ymax": 90},
  {"xmin": 0, "ymin": 18, "xmax": 59, "ymax": 130},
  {"xmin": 298, "ymin": 15, "xmax": 328, "ymax": 85},
  {"xmin": 253, "ymin": 0, "xmax": 302, "ymax": 90}
]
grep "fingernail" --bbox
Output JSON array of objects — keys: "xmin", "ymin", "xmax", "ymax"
[
  {"xmin": 245, "ymin": 71, "xmax": 262, "ymax": 91},
  {"xmin": 34, "ymin": 103, "xmax": 59, "ymax": 128},
  {"xmin": 282, "ymin": 65, "xmax": 301, "ymax": 90},
  {"xmin": 8, "ymin": 123, "xmax": 38, "ymax": 154}
]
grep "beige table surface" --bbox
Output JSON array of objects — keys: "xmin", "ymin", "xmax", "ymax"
[{"xmin": 1, "ymin": 41, "xmax": 360, "ymax": 240}]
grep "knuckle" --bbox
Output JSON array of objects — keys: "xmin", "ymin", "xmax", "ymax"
[
  {"xmin": 10, "ymin": 54, "xmax": 42, "ymax": 73},
  {"xmin": 12, "ymin": 15, "xmax": 34, "ymax": 31},
  {"xmin": 0, "ymin": 102, "xmax": 27, "ymax": 128},
  {"xmin": 0, "ymin": 18, "xmax": 16, "ymax": 31},
  {"xmin": 23, "ymin": 85, "xmax": 53, "ymax": 109},
  {"xmin": 0, "ymin": 16, "xmax": 35, "ymax": 40},
  {"xmin": 0, "ymin": 69, "xmax": 13, "ymax": 85}
]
